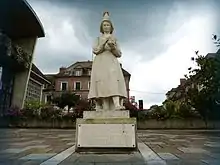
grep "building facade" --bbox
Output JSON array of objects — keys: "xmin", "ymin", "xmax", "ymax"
[
  {"xmin": 0, "ymin": 0, "xmax": 45, "ymax": 115},
  {"xmin": 43, "ymin": 61, "xmax": 131, "ymax": 103},
  {"xmin": 25, "ymin": 64, "xmax": 51, "ymax": 103}
]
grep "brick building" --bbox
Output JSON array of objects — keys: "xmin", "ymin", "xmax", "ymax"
[{"xmin": 43, "ymin": 61, "xmax": 131, "ymax": 103}]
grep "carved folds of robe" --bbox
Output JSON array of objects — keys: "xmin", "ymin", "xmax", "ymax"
[{"xmin": 88, "ymin": 35, "xmax": 127, "ymax": 99}]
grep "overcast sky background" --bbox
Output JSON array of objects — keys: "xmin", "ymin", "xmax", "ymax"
[{"xmin": 28, "ymin": 0, "xmax": 220, "ymax": 108}]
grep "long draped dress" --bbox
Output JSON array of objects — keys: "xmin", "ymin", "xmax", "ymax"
[{"xmin": 88, "ymin": 35, "xmax": 127, "ymax": 99}]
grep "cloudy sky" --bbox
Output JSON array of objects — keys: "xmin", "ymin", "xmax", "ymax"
[{"xmin": 28, "ymin": 0, "xmax": 220, "ymax": 108}]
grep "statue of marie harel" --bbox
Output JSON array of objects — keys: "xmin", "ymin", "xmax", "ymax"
[{"xmin": 88, "ymin": 12, "xmax": 127, "ymax": 111}]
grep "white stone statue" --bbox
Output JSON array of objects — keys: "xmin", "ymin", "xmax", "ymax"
[{"xmin": 88, "ymin": 12, "xmax": 127, "ymax": 111}]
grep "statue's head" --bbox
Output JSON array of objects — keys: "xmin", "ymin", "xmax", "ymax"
[{"xmin": 100, "ymin": 12, "xmax": 114, "ymax": 34}]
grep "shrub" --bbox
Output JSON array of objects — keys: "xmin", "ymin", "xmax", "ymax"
[
  {"xmin": 124, "ymin": 101, "xmax": 138, "ymax": 118},
  {"xmin": 74, "ymin": 99, "xmax": 94, "ymax": 118},
  {"xmin": 52, "ymin": 92, "xmax": 80, "ymax": 111},
  {"xmin": 62, "ymin": 112, "xmax": 77, "ymax": 121},
  {"xmin": 136, "ymin": 111, "xmax": 148, "ymax": 121},
  {"xmin": 177, "ymin": 102, "xmax": 201, "ymax": 119},
  {"xmin": 163, "ymin": 100, "xmax": 176, "ymax": 118},
  {"xmin": 40, "ymin": 105, "xmax": 63, "ymax": 121},
  {"xmin": 24, "ymin": 100, "xmax": 44, "ymax": 110},
  {"xmin": 21, "ymin": 107, "xmax": 39, "ymax": 119},
  {"xmin": 147, "ymin": 105, "xmax": 168, "ymax": 120},
  {"xmin": 22, "ymin": 100, "xmax": 44, "ymax": 119},
  {"xmin": 5, "ymin": 106, "xmax": 24, "ymax": 124}
]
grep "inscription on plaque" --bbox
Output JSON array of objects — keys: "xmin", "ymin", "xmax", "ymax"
[{"xmin": 77, "ymin": 124, "xmax": 136, "ymax": 148}]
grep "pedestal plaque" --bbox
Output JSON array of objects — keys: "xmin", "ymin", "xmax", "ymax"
[
  {"xmin": 75, "ymin": 117, "xmax": 137, "ymax": 152},
  {"xmin": 77, "ymin": 124, "xmax": 136, "ymax": 148}
]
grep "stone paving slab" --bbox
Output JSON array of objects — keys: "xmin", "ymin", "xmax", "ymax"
[
  {"xmin": 20, "ymin": 153, "xmax": 56, "ymax": 160},
  {"xmin": 0, "ymin": 129, "xmax": 220, "ymax": 164},
  {"xmin": 58, "ymin": 152, "xmax": 145, "ymax": 164}
]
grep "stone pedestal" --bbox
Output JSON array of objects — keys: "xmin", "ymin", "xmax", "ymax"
[{"xmin": 75, "ymin": 110, "xmax": 137, "ymax": 153}]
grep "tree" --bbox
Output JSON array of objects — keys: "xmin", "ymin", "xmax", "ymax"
[
  {"xmin": 74, "ymin": 99, "xmax": 94, "ymax": 118},
  {"xmin": 185, "ymin": 36, "xmax": 220, "ymax": 120},
  {"xmin": 52, "ymin": 92, "xmax": 80, "ymax": 112},
  {"xmin": 213, "ymin": 34, "xmax": 220, "ymax": 47}
]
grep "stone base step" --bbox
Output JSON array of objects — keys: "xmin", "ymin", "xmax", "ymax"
[{"xmin": 83, "ymin": 110, "xmax": 130, "ymax": 119}]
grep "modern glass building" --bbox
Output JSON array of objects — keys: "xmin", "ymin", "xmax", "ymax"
[{"xmin": 0, "ymin": 0, "xmax": 45, "ymax": 115}]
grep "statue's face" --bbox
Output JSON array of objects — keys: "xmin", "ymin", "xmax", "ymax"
[{"xmin": 102, "ymin": 21, "xmax": 111, "ymax": 33}]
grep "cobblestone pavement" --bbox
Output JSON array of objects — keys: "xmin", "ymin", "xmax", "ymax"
[{"xmin": 0, "ymin": 129, "xmax": 219, "ymax": 165}]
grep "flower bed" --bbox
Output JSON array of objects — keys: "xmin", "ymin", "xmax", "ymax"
[
  {"xmin": 2, "ymin": 103, "xmax": 220, "ymax": 129},
  {"xmin": 2, "ymin": 118, "xmax": 220, "ymax": 129}
]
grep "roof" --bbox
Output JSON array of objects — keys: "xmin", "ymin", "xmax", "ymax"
[
  {"xmin": 31, "ymin": 64, "xmax": 50, "ymax": 84},
  {"xmin": 44, "ymin": 74, "xmax": 56, "ymax": 82},
  {"xmin": 206, "ymin": 49, "xmax": 220, "ymax": 58},
  {"xmin": 0, "ymin": 0, "xmax": 45, "ymax": 38},
  {"xmin": 57, "ymin": 60, "xmax": 131, "ymax": 77},
  {"xmin": 67, "ymin": 61, "xmax": 93, "ymax": 69},
  {"xmin": 166, "ymin": 88, "xmax": 177, "ymax": 96},
  {"xmin": 206, "ymin": 53, "xmax": 216, "ymax": 58}
]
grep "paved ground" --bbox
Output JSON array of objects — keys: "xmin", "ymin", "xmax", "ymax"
[{"xmin": 0, "ymin": 129, "xmax": 220, "ymax": 165}]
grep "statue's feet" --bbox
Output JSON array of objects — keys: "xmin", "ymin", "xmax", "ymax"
[
  {"xmin": 120, "ymin": 106, "xmax": 125, "ymax": 110},
  {"xmin": 115, "ymin": 106, "xmax": 125, "ymax": 110},
  {"xmin": 115, "ymin": 106, "xmax": 121, "ymax": 110},
  {"xmin": 95, "ymin": 105, "xmax": 103, "ymax": 111}
]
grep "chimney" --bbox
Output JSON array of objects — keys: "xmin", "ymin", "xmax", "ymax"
[
  {"xmin": 59, "ymin": 67, "xmax": 66, "ymax": 73},
  {"xmin": 180, "ymin": 78, "xmax": 186, "ymax": 86}
]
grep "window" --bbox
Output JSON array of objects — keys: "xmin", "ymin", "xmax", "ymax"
[
  {"xmin": 25, "ymin": 79, "xmax": 41, "ymax": 102},
  {"xmin": 42, "ymin": 84, "xmax": 47, "ymax": 89},
  {"xmin": 88, "ymin": 69, "xmax": 91, "ymax": 75},
  {"xmin": 64, "ymin": 71, "xmax": 69, "ymax": 75},
  {"xmin": 0, "ymin": 67, "xmax": 2, "ymax": 80},
  {"xmin": 88, "ymin": 81, "xmax": 91, "ymax": 89},
  {"xmin": 76, "ymin": 94, "xmax": 81, "ymax": 99},
  {"xmin": 74, "ymin": 82, "xmax": 81, "ymax": 90},
  {"xmin": 46, "ymin": 95, "xmax": 52, "ymax": 103},
  {"xmin": 75, "ymin": 70, "xmax": 82, "ymax": 76},
  {"xmin": 60, "ymin": 82, "xmax": 68, "ymax": 91},
  {"xmin": 0, "ymin": 67, "xmax": 2, "ymax": 90}
]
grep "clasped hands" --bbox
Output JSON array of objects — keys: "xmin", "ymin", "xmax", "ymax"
[{"xmin": 104, "ymin": 35, "xmax": 116, "ymax": 50}]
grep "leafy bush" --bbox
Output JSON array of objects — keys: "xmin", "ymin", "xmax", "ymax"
[
  {"xmin": 74, "ymin": 99, "xmax": 94, "ymax": 118},
  {"xmin": 52, "ymin": 92, "xmax": 80, "ymax": 111},
  {"xmin": 136, "ymin": 111, "xmax": 148, "ymax": 121},
  {"xmin": 40, "ymin": 105, "xmax": 63, "ymax": 121},
  {"xmin": 124, "ymin": 101, "xmax": 138, "ymax": 118},
  {"xmin": 5, "ymin": 106, "xmax": 24, "ymax": 124},
  {"xmin": 176, "ymin": 102, "xmax": 201, "ymax": 119},
  {"xmin": 163, "ymin": 100, "xmax": 176, "ymax": 118},
  {"xmin": 24, "ymin": 100, "xmax": 44, "ymax": 110},
  {"xmin": 5, "ymin": 106, "xmax": 22, "ymax": 118},
  {"xmin": 62, "ymin": 112, "xmax": 77, "ymax": 121},
  {"xmin": 22, "ymin": 100, "xmax": 45, "ymax": 119},
  {"xmin": 147, "ymin": 105, "xmax": 168, "ymax": 120},
  {"xmin": 5, "ymin": 106, "xmax": 23, "ymax": 117}
]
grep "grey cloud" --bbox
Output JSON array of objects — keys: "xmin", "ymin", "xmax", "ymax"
[
  {"xmin": 33, "ymin": 41, "xmax": 89, "ymax": 73},
  {"xmin": 134, "ymin": 92, "xmax": 166, "ymax": 106},
  {"xmin": 30, "ymin": 0, "xmax": 219, "ymax": 65},
  {"xmin": 27, "ymin": 0, "xmax": 220, "ymax": 106}
]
